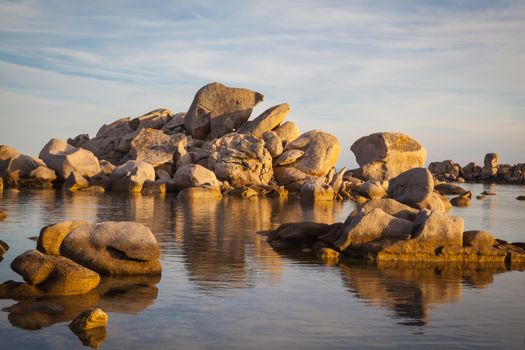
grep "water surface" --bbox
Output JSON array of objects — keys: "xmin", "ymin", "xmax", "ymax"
[{"xmin": 0, "ymin": 183, "xmax": 524, "ymax": 349}]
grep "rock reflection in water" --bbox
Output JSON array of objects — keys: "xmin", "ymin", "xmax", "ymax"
[
  {"xmin": 2, "ymin": 275, "xmax": 160, "ymax": 347},
  {"xmin": 339, "ymin": 260, "xmax": 509, "ymax": 326}
]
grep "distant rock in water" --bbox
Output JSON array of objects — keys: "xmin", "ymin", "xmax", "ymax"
[
  {"xmin": 0, "ymin": 145, "xmax": 56, "ymax": 188},
  {"xmin": 351, "ymin": 132, "xmax": 426, "ymax": 181}
]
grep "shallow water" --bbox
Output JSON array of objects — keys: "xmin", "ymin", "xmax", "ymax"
[{"xmin": 0, "ymin": 183, "xmax": 524, "ymax": 349}]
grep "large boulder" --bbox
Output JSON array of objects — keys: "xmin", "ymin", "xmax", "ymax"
[
  {"xmin": 0, "ymin": 250, "xmax": 100, "ymax": 298},
  {"xmin": 39, "ymin": 139, "xmax": 101, "ymax": 179},
  {"xmin": 207, "ymin": 133, "xmax": 273, "ymax": 186},
  {"xmin": 351, "ymin": 132, "xmax": 426, "ymax": 181},
  {"xmin": 274, "ymin": 130, "xmax": 341, "ymax": 185},
  {"xmin": 334, "ymin": 208, "xmax": 415, "ymax": 251},
  {"xmin": 129, "ymin": 128, "xmax": 187, "ymax": 168},
  {"xmin": 387, "ymin": 168, "xmax": 434, "ymax": 209},
  {"xmin": 109, "ymin": 160, "xmax": 155, "ymax": 192},
  {"xmin": 238, "ymin": 103, "xmax": 290, "ymax": 137},
  {"xmin": 184, "ymin": 82, "xmax": 264, "ymax": 139},
  {"xmin": 60, "ymin": 221, "xmax": 161, "ymax": 275},
  {"xmin": 37, "ymin": 221, "xmax": 90, "ymax": 256},
  {"xmin": 174, "ymin": 164, "xmax": 221, "ymax": 190}
]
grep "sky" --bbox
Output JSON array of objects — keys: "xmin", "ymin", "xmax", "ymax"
[{"xmin": 0, "ymin": 0, "xmax": 524, "ymax": 168}]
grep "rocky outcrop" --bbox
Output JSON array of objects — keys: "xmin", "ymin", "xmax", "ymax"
[
  {"xmin": 0, "ymin": 250, "xmax": 100, "ymax": 298},
  {"xmin": 351, "ymin": 132, "xmax": 426, "ymax": 181},
  {"xmin": 428, "ymin": 160, "xmax": 463, "ymax": 181},
  {"xmin": 39, "ymin": 139, "xmax": 101, "ymax": 179},
  {"xmin": 109, "ymin": 160, "xmax": 155, "ymax": 192},
  {"xmin": 482, "ymin": 153, "xmax": 499, "ymax": 179},
  {"xmin": 208, "ymin": 133, "xmax": 273, "ymax": 186},
  {"xmin": 274, "ymin": 130, "xmax": 341, "ymax": 185},
  {"xmin": 59, "ymin": 221, "xmax": 161, "ymax": 275},
  {"xmin": 184, "ymin": 82, "xmax": 264, "ymax": 139},
  {"xmin": 238, "ymin": 103, "xmax": 290, "ymax": 137},
  {"xmin": 174, "ymin": 164, "xmax": 221, "ymax": 190}
]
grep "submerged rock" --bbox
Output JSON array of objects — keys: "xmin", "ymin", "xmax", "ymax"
[
  {"xmin": 60, "ymin": 221, "xmax": 161, "ymax": 275},
  {"xmin": 1, "ymin": 250, "xmax": 100, "ymax": 298},
  {"xmin": 351, "ymin": 132, "xmax": 426, "ymax": 181},
  {"xmin": 184, "ymin": 82, "xmax": 264, "ymax": 139}
]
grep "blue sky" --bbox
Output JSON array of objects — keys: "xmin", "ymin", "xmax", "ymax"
[{"xmin": 0, "ymin": 0, "xmax": 524, "ymax": 167}]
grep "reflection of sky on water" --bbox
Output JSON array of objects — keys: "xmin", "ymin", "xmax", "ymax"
[{"xmin": 0, "ymin": 183, "xmax": 524, "ymax": 348}]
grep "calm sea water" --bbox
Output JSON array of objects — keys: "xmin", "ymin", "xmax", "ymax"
[{"xmin": 0, "ymin": 183, "xmax": 524, "ymax": 349}]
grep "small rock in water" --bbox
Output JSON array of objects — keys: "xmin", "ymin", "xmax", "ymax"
[
  {"xmin": 302, "ymin": 248, "xmax": 312, "ymax": 253},
  {"xmin": 450, "ymin": 196, "xmax": 471, "ymax": 207},
  {"xmin": 481, "ymin": 191, "xmax": 496, "ymax": 195},
  {"xmin": 0, "ymin": 210, "xmax": 6, "ymax": 221},
  {"xmin": 476, "ymin": 195, "xmax": 486, "ymax": 200},
  {"xmin": 516, "ymin": 196, "xmax": 525, "ymax": 201},
  {"xmin": 70, "ymin": 308, "xmax": 108, "ymax": 331}
]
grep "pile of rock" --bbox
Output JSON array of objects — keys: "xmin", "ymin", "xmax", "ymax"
[
  {"xmin": 0, "ymin": 221, "xmax": 161, "ymax": 299},
  {"xmin": 429, "ymin": 153, "xmax": 525, "ymax": 183},
  {"xmin": 265, "ymin": 167, "xmax": 525, "ymax": 264}
]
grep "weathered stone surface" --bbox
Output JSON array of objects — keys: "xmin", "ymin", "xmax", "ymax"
[
  {"xmin": 330, "ymin": 167, "xmax": 347, "ymax": 194},
  {"xmin": 364, "ymin": 210, "xmax": 465, "ymax": 261},
  {"xmin": 29, "ymin": 166, "xmax": 57, "ymax": 184},
  {"xmin": 428, "ymin": 160, "xmax": 462, "ymax": 180},
  {"xmin": 388, "ymin": 168, "xmax": 434, "ymax": 209},
  {"xmin": 39, "ymin": 139, "xmax": 101, "ymax": 179},
  {"xmin": 463, "ymin": 231, "xmax": 495, "ymax": 249},
  {"xmin": 262, "ymin": 131, "xmax": 283, "ymax": 158},
  {"xmin": 354, "ymin": 199, "xmax": 419, "ymax": 221},
  {"xmin": 129, "ymin": 128, "xmax": 187, "ymax": 168},
  {"xmin": 273, "ymin": 149, "xmax": 304, "ymax": 166},
  {"xmin": 300, "ymin": 181, "xmax": 335, "ymax": 201},
  {"xmin": 0, "ymin": 145, "xmax": 54, "ymax": 187},
  {"xmin": 358, "ymin": 180, "xmax": 387, "ymax": 200},
  {"xmin": 129, "ymin": 108, "xmax": 173, "ymax": 130},
  {"xmin": 98, "ymin": 160, "xmax": 116, "ymax": 176},
  {"xmin": 174, "ymin": 164, "xmax": 220, "ymax": 190},
  {"xmin": 351, "ymin": 132, "xmax": 426, "ymax": 181},
  {"xmin": 273, "ymin": 121, "xmax": 300, "ymax": 146},
  {"xmin": 37, "ymin": 221, "xmax": 90, "ymax": 256},
  {"xmin": 334, "ymin": 208, "xmax": 414, "ymax": 251},
  {"xmin": 62, "ymin": 171, "xmax": 89, "ymax": 192},
  {"xmin": 274, "ymin": 130, "xmax": 341, "ymax": 185},
  {"xmin": 1, "ymin": 250, "xmax": 100, "ymax": 298},
  {"xmin": 208, "ymin": 133, "xmax": 273, "ymax": 186},
  {"xmin": 434, "ymin": 183, "xmax": 467, "ymax": 196},
  {"xmin": 184, "ymin": 82, "xmax": 264, "ymax": 139},
  {"xmin": 141, "ymin": 180, "xmax": 167, "ymax": 195},
  {"xmin": 0, "ymin": 239, "xmax": 9, "ymax": 258},
  {"xmin": 70, "ymin": 308, "xmax": 108, "ymax": 332},
  {"xmin": 162, "ymin": 112, "xmax": 186, "ymax": 135},
  {"xmin": 450, "ymin": 195, "xmax": 471, "ymax": 207},
  {"xmin": 238, "ymin": 103, "xmax": 290, "ymax": 137},
  {"xmin": 176, "ymin": 186, "xmax": 222, "ymax": 200},
  {"xmin": 61, "ymin": 221, "xmax": 161, "ymax": 275},
  {"xmin": 482, "ymin": 153, "xmax": 499, "ymax": 179},
  {"xmin": 109, "ymin": 160, "xmax": 155, "ymax": 193}
]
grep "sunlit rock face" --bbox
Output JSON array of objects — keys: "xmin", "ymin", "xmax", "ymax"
[
  {"xmin": 184, "ymin": 82, "xmax": 264, "ymax": 140},
  {"xmin": 351, "ymin": 132, "xmax": 426, "ymax": 182}
]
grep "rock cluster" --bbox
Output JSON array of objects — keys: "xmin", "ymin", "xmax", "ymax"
[
  {"xmin": 0, "ymin": 221, "xmax": 161, "ymax": 299},
  {"xmin": 429, "ymin": 153, "xmax": 525, "ymax": 183},
  {"xmin": 265, "ymin": 167, "xmax": 525, "ymax": 264}
]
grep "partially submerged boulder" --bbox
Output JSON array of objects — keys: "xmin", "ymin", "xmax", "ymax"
[
  {"xmin": 274, "ymin": 130, "xmax": 341, "ymax": 185},
  {"xmin": 39, "ymin": 139, "xmax": 101, "ymax": 179},
  {"xmin": 0, "ymin": 250, "xmax": 100, "ymax": 298},
  {"xmin": 109, "ymin": 160, "xmax": 155, "ymax": 193},
  {"xmin": 351, "ymin": 132, "xmax": 426, "ymax": 181},
  {"xmin": 208, "ymin": 133, "xmax": 273, "ymax": 186},
  {"xmin": 184, "ymin": 82, "xmax": 264, "ymax": 139},
  {"xmin": 60, "ymin": 221, "xmax": 161, "ymax": 275},
  {"xmin": 70, "ymin": 308, "xmax": 108, "ymax": 332},
  {"xmin": 174, "ymin": 164, "xmax": 221, "ymax": 191}
]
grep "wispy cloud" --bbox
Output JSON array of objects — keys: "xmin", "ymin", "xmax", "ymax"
[{"xmin": 0, "ymin": 0, "xmax": 524, "ymax": 166}]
